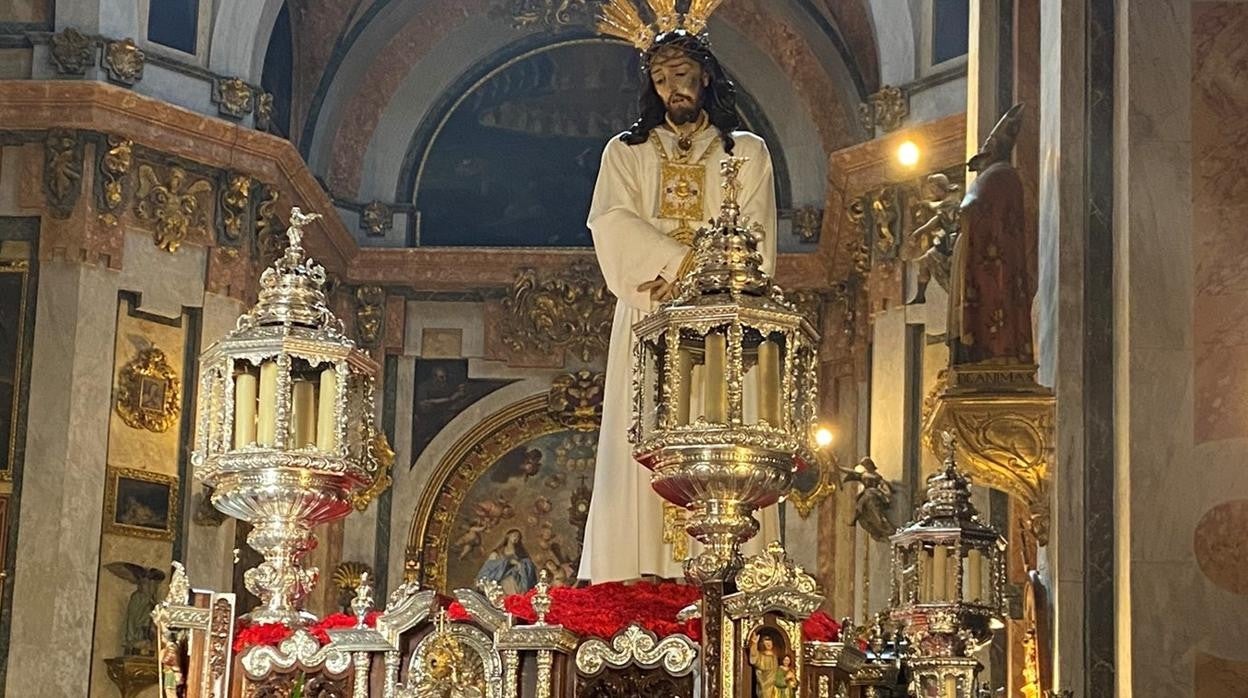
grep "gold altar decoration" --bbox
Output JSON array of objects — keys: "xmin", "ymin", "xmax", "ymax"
[
  {"xmin": 501, "ymin": 262, "xmax": 612, "ymax": 363},
  {"xmin": 889, "ymin": 433, "xmax": 1006, "ymax": 697},
  {"xmin": 115, "ymin": 346, "xmax": 181, "ymax": 433},
  {"xmin": 214, "ymin": 77, "xmax": 255, "ymax": 119},
  {"xmin": 858, "ymin": 85, "xmax": 909, "ymax": 133},
  {"xmin": 546, "ymin": 370, "xmax": 605, "ymax": 432},
  {"xmin": 135, "ymin": 164, "xmax": 213, "ymax": 252},
  {"xmin": 220, "ymin": 173, "xmax": 253, "ymax": 243},
  {"xmin": 631, "ymin": 155, "xmax": 820, "ymax": 698},
  {"xmin": 103, "ymin": 38, "xmax": 144, "ymax": 86},
  {"xmin": 104, "ymin": 655, "xmax": 158, "ymax": 698},
  {"xmin": 192, "ymin": 207, "xmax": 382, "ymax": 626},
  {"xmin": 921, "ymin": 364, "xmax": 1055, "ymax": 544},
  {"xmin": 99, "ymin": 135, "xmax": 134, "ymax": 217},
  {"xmin": 597, "ymin": 0, "xmax": 726, "ymax": 51}
]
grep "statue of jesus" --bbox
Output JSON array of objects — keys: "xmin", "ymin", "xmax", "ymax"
[{"xmin": 578, "ymin": 28, "xmax": 780, "ymax": 583}]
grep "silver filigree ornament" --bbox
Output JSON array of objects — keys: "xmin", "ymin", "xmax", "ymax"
[{"xmin": 192, "ymin": 207, "xmax": 383, "ymax": 627}]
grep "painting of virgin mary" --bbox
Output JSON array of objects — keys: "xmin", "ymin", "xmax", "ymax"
[{"xmin": 476, "ymin": 528, "xmax": 539, "ymax": 595}]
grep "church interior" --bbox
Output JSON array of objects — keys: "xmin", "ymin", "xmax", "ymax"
[{"xmin": 0, "ymin": 0, "xmax": 1245, "ymax": 696}]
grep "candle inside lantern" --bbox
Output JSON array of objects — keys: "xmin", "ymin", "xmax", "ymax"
[
  {"xmin": 233, "ymin": 369, "xmax": 258, "ymax": 448},
  {"xmin": 675, "ymin": 347, "xmax": 694, "ymax": 425},
  {"xmin": 944, "ymin": 674, "xmax": 958, "ymax": 698},
  {"xmin": 758, "ymin": 338, "xmax": 781, "ymax": 426},
  {"xmin": 316, "ymin": 365, "xmax": 338, "ymax": 452},
  {"xmin": 256, "ymin": 360, "xmax": 278, "ymax": 446},
  {"xmin": 703, "ymin": 332, "xmax": 727, "ymax": 422},
  {"xmin": 967, "ymin": 549, "xmax": 983, "ymax": 602},
  {"xmin": 292, "ymin": 379, "xmax": 316, "ymax": 447},
  {"xmin": 919, "ymin": 547, "xmax": 933, "ymax": 602},
  {"xmin": 933, "ymin": 545, "xmax": 949, "ymax": 600}
]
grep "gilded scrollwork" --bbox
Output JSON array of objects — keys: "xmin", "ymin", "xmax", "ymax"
[
  {"xmin": 103, "ymin": 38, "xmax": 145, "ymax": 85},
  {"xmin": 501, "ymin": 262, "xmax": 612, "ymax": 363},
  {"xmin": 922, "ymin": 365, "xmax": 1055, "ymax": 544},
  {"xmin": 574, "ymin": 624, "xmax": 698, "ymax": 676},
  {"xmin": 255, "ymin": 184, "xmax": 285, "ymax": 263},
  {"xmin": 214, "ymin": 77, "xmax": 255, "ymax": 119},
  {"xmin": 546, "ymin": 370, "xmax": 604, "ymax": 431},
  {"xmin": 792, "ymin": 205, "xmax": 823, "ymax": 243},
  {"xmin": 97, "ymin": 135, "xmax": 134, "ymax": 219},
  {"xmin": 353, "ymin": 285, "xmax": 385, "ymax": 348},
  {"xmin": 240, "ymin": 630, "xmax": 352, "ymax": 679},
  {"xmin": 220, "ymin": 173, "xmax": 254, "ymax": 244},
  {"xmin": 734, "ymin": 540, "xmax": 818, "ymax": 595},
  {"xmin": 44, "ymin": 129, "xmax": 84, "ymax": 218},
  {"xmin": 49, "ymin": 27, "xmax": 94, "ymax": 74},
  {"xmin": 116, "ymin": 346, "xmax": 181, "ymax": 433},
  {"xmin": 859, "ymin": 85, "xmax": 908, "ymax": 134},
  {"xmin": 135, "ymin": 164, "xmax": 213, "ymax": 252},
  {"xmin": 351, "ymin": 432, "xmax": 393, "ymax": 511}
]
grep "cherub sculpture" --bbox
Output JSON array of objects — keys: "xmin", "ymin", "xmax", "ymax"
[
  {"xmin": 901, "ymin": 173, "xmax": 962, "ymax": 304},
  {"xmin": 105, "ymin": 561, "xmax": 167, "ymax": 656},
  {"xmin": 840, "ymin": 457, "xmax": 896, "ymax": 542}
]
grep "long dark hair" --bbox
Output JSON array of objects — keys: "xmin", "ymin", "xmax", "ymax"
[{"xmin": 621, "ymin": 31, "xmax": 740, "ymax": 153}]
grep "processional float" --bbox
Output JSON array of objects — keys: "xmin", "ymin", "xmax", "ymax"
[{"xmin": 157, "ymin": 159, "xmax": 1006, "ymax": 698}]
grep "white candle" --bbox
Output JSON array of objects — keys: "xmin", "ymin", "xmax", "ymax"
[
  {"xmin": 967, "ymin": 549, "xmax": 983, "ymax": 602},
  {"xmin": 233, "ymin": 371, "xmax": 258, "ymax": 448},
  {"xmin": 316, "ymin": 366, "xmax": 339, "ymax": 452},
  {"xmin": 675, "ymin": 348, "xmax": 694, "ymax": 425},
  {"xmin": 933, "ymin": 546, "xmax": 949, "ymax": 600},
  {"xmin": 703, "ymin": 332, "xmax": 727, "ymax": 422},
  {"xmin": 758, "ymin": 339, "xmax": 781, "ymax": 425},
  {"xmin": 256, "ymin": 361, "xmax": 278, "ymax": 446},
  {"xmin": 292, "ymin": 380, "xmax": 316, "ymax": 448}
]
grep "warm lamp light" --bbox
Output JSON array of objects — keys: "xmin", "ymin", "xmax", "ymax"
[
  {"xmin": 897, "ymin": 140, "xmax": 921, "ymax": 168},
  {"xmin": 814, "ymin": 426, "xmax": 834, "ymax": 449}
]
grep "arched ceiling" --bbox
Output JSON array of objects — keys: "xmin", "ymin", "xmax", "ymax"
[{"xmin": 250, "ymin": 0, "xmax": 884, "ymax": 247}]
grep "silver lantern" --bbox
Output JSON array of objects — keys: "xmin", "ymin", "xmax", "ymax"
[
  {"xmin": 192, "ymin": 208, "xmax": 380, "ymax": 626},
  {"xmin": 889, "ymin": 432, "xmax": 1006, "ymax": 697}
]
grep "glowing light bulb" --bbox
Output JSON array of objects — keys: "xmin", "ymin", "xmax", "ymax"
[
  {"xmin": 897, "ymin": 140, "xmax": 920, "ymax": 168},
  {"xmin": 814, "ymin": 427, "xmax": 834, "ymax": 449}
]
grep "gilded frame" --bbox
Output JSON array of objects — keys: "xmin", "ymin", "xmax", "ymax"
[{"xmin": 103, "ymin": 466, "xmax": 179, "ymax": 541}]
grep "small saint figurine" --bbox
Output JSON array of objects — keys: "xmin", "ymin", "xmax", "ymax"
[
  {"xmin": 948, "ymin": 103, "xmax": 1034, "ymax": 365},
  {"xmin": 105, "ymin": 561, "xmax": 167, "ymax": 656}
]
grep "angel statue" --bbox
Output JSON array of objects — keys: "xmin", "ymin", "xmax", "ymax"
[
  {"xmin": 105, "ymin": 561, "xmax": 167, "ymax": 656},
  {"xmin": 840, "ymin": 457, "xmax": 895, "ymax": 542},
  {"xmin": 901, "ymin": 173, "xmax": 962, "ymax": 305}
]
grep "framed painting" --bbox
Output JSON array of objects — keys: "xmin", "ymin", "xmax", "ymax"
[
  {"xmin": 103, "ymin": 467, "xmax": 178, "ymax": 540},
  {"xmin": 0, "ymin": 261, "xmax": 30, "ymax": 479}
]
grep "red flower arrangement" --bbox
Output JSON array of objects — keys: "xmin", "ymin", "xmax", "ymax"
[
  {"xmin": 233, "ymin": 611, "xmax": 381, "ymax": 653},
  {"xmin": 235, "ymin": 585, "xmax": 841, "ymax": 653}
]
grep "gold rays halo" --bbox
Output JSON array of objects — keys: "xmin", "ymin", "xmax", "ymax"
[{"xmin": 596, "ymin": 0, "xmax": 727, "ymax": 52}]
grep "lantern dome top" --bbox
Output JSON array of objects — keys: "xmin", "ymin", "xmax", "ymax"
[
  {"xmin": 242, "ymin": 207, "xmax": 345, "ymax": 335},
  {"xmin": 668, "ymin": 156, "xmax": 797, "ymax": 313},
  {"xmin": 893, "ymin": 432, "xmax": 1001, "ymax": 543}
]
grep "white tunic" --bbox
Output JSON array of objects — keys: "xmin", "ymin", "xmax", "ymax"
[{"xmin": 578, "ymin": 126, "xmax": 780, "ymax": 583}]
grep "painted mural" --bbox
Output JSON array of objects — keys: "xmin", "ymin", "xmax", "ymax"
[{"xmin": 411, "ymin": 383, "xmax": 602, "ymax": 593}]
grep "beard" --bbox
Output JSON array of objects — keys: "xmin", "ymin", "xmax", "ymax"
[{"xmin": 666, "ymin": 97, "xmax": 700, "ymax": 124}]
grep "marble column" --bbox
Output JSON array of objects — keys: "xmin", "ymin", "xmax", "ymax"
[{"xmin": 5, "ymin": 262, "xmax": 115, "ymax": 698}]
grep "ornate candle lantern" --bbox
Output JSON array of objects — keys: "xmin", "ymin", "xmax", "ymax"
[
  {"xmin": 889, "ymin": 433, "xmax": 1006, "ymax": 697},
  {"xmin": 193, "ymin": 208, "xmax": 381, "ymax": 626},
  {"xmin": 632, "ymin": 157, "xmax": 820, "ymax": 578},
  {"xmin": 631, "ymin": 156, "xmax": 820, "ymax": 697}
]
